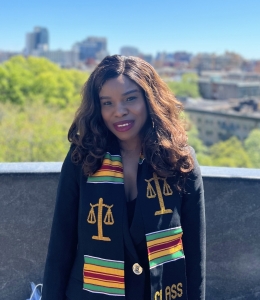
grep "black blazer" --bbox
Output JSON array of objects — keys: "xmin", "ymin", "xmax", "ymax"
[{"xmin": 42, "ymin": 146, "xmax": 205, "ymax": 300}]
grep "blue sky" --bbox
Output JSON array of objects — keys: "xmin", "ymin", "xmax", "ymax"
[{"xmin": 1, "ymin": 0, "xmax": 259, "ymax": 59}]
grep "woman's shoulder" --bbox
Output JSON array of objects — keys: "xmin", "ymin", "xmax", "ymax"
[
  {"xmin": 61, "ymin": 144, "xmax": 83, "ymax": 179},
  {"xmin": 188, "ymin": 146, "xmax": 201, "ymax": 174},
  {"xmin": 184, "ymin": 146, "xmax": 203, "ymax": 192}
]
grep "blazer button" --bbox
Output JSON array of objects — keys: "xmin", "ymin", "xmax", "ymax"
[{"xmin": 132, "ymin": 263, "xmax": 143, "ymax": 275}]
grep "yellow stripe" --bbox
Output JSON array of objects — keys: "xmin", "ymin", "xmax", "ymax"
[
  {"xmin": 84, "ymin": 264, "xmax": 124, "ymax": 277},
  {"xmin": 147, "ymin": 233, "xmax": 182, "ymax": 247},
  {"xmin": 83, "ymin": 278, "xmax": 124, "ymax": 289},
  {"xmin": 148, "ymin": 244, "xmax": 183, "ymax": 261},
  {"xmin": 92, "ymin": 170, "xmax": 123, "ymax": 178},
  {"xmin": 103, "ymin": 159, "xmax": 123, "ymax": 167}
]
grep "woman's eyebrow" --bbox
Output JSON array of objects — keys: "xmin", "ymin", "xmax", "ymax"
[
  {"xmin": 100, "ymin": 89, "xmax": 140, "ymax": 100},
  {"xmin": 122, "ymin": 89, "xmax": 140, "ymax": 96},
  {"xmin": 99, "ymin": 96, "xmax": 111, "ymax": 100}
]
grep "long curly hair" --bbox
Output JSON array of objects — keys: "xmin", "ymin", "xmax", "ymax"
[{"xmin": 68, "ymin": 55, "xmax": 193, "ymax": 188}]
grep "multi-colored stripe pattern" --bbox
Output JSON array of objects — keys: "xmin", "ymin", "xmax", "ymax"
[
  {"xmin": 146, "ymin": 227, "xmax": 184, "ymax": 269},
  {"xmin": 83, "ymin": 255, "xmax": 125, "ymax": 296},
  {"xmin": 87, "ymin": 153, "xmax": 124, "ymax": 184}
]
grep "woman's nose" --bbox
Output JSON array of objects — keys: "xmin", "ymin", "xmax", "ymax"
[{"xmin": 114, "ymin": 103, "xmax": 128, "ymax": 117}]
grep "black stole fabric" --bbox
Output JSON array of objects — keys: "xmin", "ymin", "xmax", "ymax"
[{"xmin": 67, "ymin": 143, "xmax": 188, "ymax": 300}]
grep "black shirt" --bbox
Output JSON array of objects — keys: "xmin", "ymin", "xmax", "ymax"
[{"xmin": 125, "ymin": 199, "xmax": 151, "ymax": 300}]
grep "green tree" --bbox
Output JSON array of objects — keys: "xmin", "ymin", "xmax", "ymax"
[
  {"xmin": 244, "ymin": 129, "xmax": 260, "ymax": 168},
  {"xmin": 0, "ymin": 101, "xmax": 77, "ymax": 162},
  {"xmin": 0, "ymin": 56, "xmax": 33, "ymax": 104},
  {"xmin": 0, "ymin": 56, "xmax": 89, "ymax": 162},
  {"xmin": 187, "ymin": 124, "xmax": 212, "ymax": 165},
  {"xmin": 167, "ymin": 73, "xmax": 200, "ymax": 98},
  {"xmin": 0, "ymin": 55, "xmax": 88, "ymax": 107},
  {"xmin": 209, "ymin": 136, "xmax": 252, "ymax": 168}
]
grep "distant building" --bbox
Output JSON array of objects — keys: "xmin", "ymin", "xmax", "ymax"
[
  {"xmin": 200, "ymin": 70, "xmax": 260, "ymax": 82},
  {"xmin": 184, "ymin": 98, "xmax": 260, "ymax": 145},
  {"xmin": 120, "ymin": 47, "xmax": 153, "ymax": 64},
  {"xmin": 120, "ymin": 46, "xmax": 139, "ymax": 57},
  {"xmin": 155, "ymin": 52, "xmax": 174, "ymax": 67},
  {"xmin": 154, "ymin": 66, "xmax": 177, "ymax": 78},
  {"xmin": 191, "ymin": 52, "xmax": 244, "ymax": 72},
  {"xmin": 199, "ymin": 77, "xmax": 260, "ymax": 100},
  {"xmin": 73, "ymin": 37, "xmax": 108, "ymax": 61},
  {"xmin": 139, "ymin": 53, "xmax": 153, "ymax": 64},
  {"xmin": 40, "ymin": 50, "xmax": 78, "ymax": 68},
  {"xmin": 173, "ymin": 51, "xmax": 192, "ymax": 64},
  {"xmin": 25, "ymin": 27, "xmax": 49, "ymax": 55},
  {"xmin": 254, "ymin": 61, "xmax": 260, "ymax": 73},
  {"xmin": 154, "ymin": 51, "xmax": 192, "ymax": 68},
  {"xmin": 0, "ymin": 51, "xmax": 20, "ymax": 63}
]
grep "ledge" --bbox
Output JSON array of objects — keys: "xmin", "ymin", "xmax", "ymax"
[
  {"xmin": 200, "ymin": 166, "xmax": 260, "ymax": 179},
  {"xmin": 0, "ymin": 162, "xmax": 62, "ymax": 173},
  {"xmin": 1, "ymin": 163, "xmax": 260, "ymax": 299},
  {"xmin": 0, "ymin": 162, "xmax": 260, "ymax": 179}
]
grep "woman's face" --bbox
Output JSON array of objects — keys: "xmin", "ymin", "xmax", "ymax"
[{"xmin": 99, "ymin": 74, "xmax": 148, "ymax": 144}]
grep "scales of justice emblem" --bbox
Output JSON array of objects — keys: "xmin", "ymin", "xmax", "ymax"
[
  {"xmin": 87, "ymin": 198, "xmax": 114, "ymax": 241},
  {"xmin": 145, "ymin": 172, "xmax": 173, "ymax": 215}
]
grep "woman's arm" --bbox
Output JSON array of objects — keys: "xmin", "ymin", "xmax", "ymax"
[
  {"xmin": 181, "ymin": 148, "xmax": 206, "ymax": 300},
  {"xmin": 42, "ymin": 147, "xmax": 80, "ymax": 300}
]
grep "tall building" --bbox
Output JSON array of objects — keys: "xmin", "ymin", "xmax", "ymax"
[
  {"xmin": 25, "ymin": 27, "xmax": 49, "ymax": 55},
  {"xmin": 73, "ymin": 37, "xmax": 108, "ymax": 61},
  {"xmin": 41, "ymin": 50, "xmax": 78, "ymax": 68}
]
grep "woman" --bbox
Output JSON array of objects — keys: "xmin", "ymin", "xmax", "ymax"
[{"xmin": 42, "ymin": 55, "xmax": 205, "ymax": 300}]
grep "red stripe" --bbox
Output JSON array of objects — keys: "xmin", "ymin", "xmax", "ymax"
[
  {"xmin": 84, "ymin": 271, "xmax": 124, "ymax": 283},
  {"xmin": 148, "ymin": 238, "xmax": 182, "ymax": 255},
  {"xmin": 99, "ymin": 165, "xmax": 123, "ymax": 172}
]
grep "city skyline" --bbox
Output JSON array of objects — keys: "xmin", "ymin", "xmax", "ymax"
[{"xmin": 1, "ymin": 0, "xmax": 260, "ymax": 59}]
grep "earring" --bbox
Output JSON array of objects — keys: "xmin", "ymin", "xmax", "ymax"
[{"xmin": 151, "ymin": 118, "xmax": 155, "ymax": 129}]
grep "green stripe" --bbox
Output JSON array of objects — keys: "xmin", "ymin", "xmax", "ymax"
[
  {"xmin": 84, "ymin": 256, "xmax": 124, "ymax": 270},
  {"xmin": 146, "ymin": 227, "xmax": 183, "ymax": 242},
  {"xmin": 104, "ymin": 153, "xmax": 122, "ymax": 162},
  {"xmin": 84, "ymin": 283, "xmax": 124, "ymax": 295},
  {"xmin": 149, "ymin": 250, "xmax": 184, "ymax": 268},
  {"xmin": 88, "ymin": 176, "xmax": 124, "ymax": 183}
]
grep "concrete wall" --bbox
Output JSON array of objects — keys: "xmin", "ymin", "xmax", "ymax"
[{"xmin": 0, "ymin": 163, "xmax": 260, "ymax": 300}]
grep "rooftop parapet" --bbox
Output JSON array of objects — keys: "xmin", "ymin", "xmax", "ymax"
[{"xmin": 0, "ymin": 163, "xmax": 260, "ymax": 299}]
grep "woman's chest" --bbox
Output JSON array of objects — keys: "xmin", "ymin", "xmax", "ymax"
[
  {"xmin": 121, "ymin": 154, "xmax": 140, "ymax": 201},
  {"xmin": 77, "ymin": 168, "xmax": 183, "ymax": 235}
]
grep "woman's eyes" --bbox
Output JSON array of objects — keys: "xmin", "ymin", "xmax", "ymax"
[
  {"xmin": 102, "ymin": 101, "xmax": 112, "ymax": 106},
  {"xmin": 101, "ymin": 97, "xmax": 136, "ymax": 106},
  {"xmin": 126, "ymin": 96, "xmax": 136, "ymax": 102}
]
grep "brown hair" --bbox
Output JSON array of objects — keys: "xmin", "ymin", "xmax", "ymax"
[{"xmin": 68, "ymin": 55, "xmax": 193, "ymax": 188}]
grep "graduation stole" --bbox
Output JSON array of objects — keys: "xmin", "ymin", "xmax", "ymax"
[{"xmin": 82, "ymin": 150, "xmax": 187, "ymax": 299}]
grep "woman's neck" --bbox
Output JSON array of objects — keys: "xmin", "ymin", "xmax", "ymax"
[{"xmin": 119, "ymin": 138, "xmax": 142, "ymax": 156}]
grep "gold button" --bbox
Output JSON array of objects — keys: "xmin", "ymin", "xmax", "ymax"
[{"xmin": 132, "ymin": 263, "xmax": 143, "ymax": 275}]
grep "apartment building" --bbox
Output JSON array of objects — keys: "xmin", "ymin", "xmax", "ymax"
[{"xmin": 184, "ymin": 98, "xmax": 260, "ymax": 145}]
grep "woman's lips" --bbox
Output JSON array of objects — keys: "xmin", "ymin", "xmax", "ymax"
[{"xmin": 113, "ymin": 120, "xmax": 134, "ymax": 132}]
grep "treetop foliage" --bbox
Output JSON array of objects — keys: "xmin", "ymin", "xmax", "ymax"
[
  {"xmin": 0, "ymin": 55, "xmax": 88, "ymax": 107},
  {"xmin": 167, "ymin": 73, "xmax": 200, "ymax": 98},
  {"xmin": 188, "ymin": 119, "xmax": 260, "ymax": 168}
]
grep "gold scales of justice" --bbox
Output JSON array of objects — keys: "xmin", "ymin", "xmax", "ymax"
[
  {"xmin": 87, "ymin": 198, "xmax": 114, "ymax": 241},
  {"xmin": 145, "ymin": 172, "xmax": 173, "ymax": 215}
]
